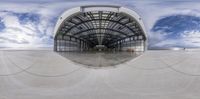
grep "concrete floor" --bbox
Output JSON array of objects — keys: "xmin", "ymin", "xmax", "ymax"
[
  {"xmin": 58, "ymin": 51, "xmax": 142, "ymax": 68},
  {"xmin": 0, "ymin": 50, "xmax": 200, "ymax": 99}
]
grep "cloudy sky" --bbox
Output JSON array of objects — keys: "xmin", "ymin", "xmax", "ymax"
[{"xmin": 0, "ymin": 0, "xmax": 200, "ymax": 48}]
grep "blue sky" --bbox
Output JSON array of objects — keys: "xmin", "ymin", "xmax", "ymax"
[{"xmin": 0, "ymin": 0, "xmax": 200, "ymax": 48}]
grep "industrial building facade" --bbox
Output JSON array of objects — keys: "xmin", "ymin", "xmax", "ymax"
[{"xmin": 53, "ymin": 5, "xmax": 147, "ymax": 52}]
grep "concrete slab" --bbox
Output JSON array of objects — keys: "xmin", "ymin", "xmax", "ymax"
[{"xmin": 0, "ymin": 50, "xmax": 200, "ymax": 99}]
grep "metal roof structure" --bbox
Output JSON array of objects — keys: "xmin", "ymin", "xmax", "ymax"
[{"xmin": 54, "ymin": 5, "xmax": 147, "ymax": 51}]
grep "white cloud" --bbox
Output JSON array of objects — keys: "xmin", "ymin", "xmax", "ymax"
[
  {"xmin": 0, "ymin": 10, "xmax": 54, "ymax": 48},
  {"xmin": 0, "ymin": 0, "xmax": 200, "ymax": 48}
]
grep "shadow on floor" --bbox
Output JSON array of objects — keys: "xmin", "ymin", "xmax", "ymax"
[{"xmin": 57, "ymin": 51, "xmax": 143, "ymax": 68}]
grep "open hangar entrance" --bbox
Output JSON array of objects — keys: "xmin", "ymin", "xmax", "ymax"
[{"xmin": 53, "ymin": 5, "xmax": 147, "ymax": 52}]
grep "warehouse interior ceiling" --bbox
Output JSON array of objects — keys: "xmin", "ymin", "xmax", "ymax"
[{"xmin": 54, "ymin": 6, "xmax": 146, "ymax": 52}]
